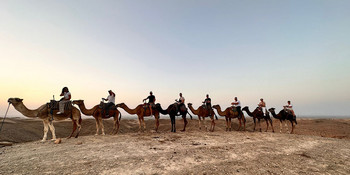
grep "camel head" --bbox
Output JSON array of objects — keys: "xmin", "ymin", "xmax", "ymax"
[
  {"xmin": 187, "ymin": 103, "xmax": 192, "ymax": 106},
  {"xmin": 116, "ymin": 103, "xmax": 125, "ymax": 108},
  {"xmin": 72, "ymin": 100, "xmax": 84, "ymax": 105},
  {"xmin": 8, "ymin": 98, "xmax": 23, "ymax": 105},
  {"xmin": 268, "ymin": 108, "xmax": 275, "ymax": 113},
  {"xmin": 242, "ymin": 106, "xmax": 249, "ymax": 111},
  {"xmin": 212, "ymin": 104, "xmax": 219, "ymax": 109}
]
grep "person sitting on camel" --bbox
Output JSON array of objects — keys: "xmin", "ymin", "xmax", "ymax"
[
  {"xmin": 231, "ymin": 97, "xmax": 243, "ymax": 118},
  {"xmin": 175, "ymin": 93, "xmax": 185, "ymax": 113},
  {"xmin": 143, "ymin": 91, "xmax": 156, "ymax": 116},
  {"xmin": 284, "ymin": 100, "xmax": 296, "ymax": 117},
  {"xmin": 202, "ymin": 94, "xmax": 212, "ymax": 115},
  {"xmin": 258, "ymin": 98, "xmax": 267, "ymax": 116},
  {"xmin": 102, "ymin": 90, "xmax": 115, "ymax": 117},
  {"xmin": 57, "ymin": 87, "xmax": 71, "ymax": 115}
]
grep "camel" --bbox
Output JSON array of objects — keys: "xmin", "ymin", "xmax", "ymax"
[
  {"xmin": 212, "ymin": 105, "xmax": 246, "ymax": 131},
  {"xmin": 155, "ymin": 103, "xmax": 192, "ymax": 132},
  {"xmin": 268, "ymin": 108, "xmax": 297, "ymax": 134},
  {"xmin": 242, "ymin": 106, "xmax": 274, "ymax": 132},
  {"xmin": 116, "ymin": 103, "xmax": 160, "ymax": 132},
  {"xmin": 72, "ymin": 100, "xmax": 121, "ymax": 135},
  {"xmin": 8, "ymin": 98, "xmax": 82, "ymax": 141},
  {"xmin": 187, "ymin": 103, "xmax": 215, "ymax": 132}
]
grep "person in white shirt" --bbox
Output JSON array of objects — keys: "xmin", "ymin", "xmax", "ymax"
[
  {"xmin": 258, "ymin": 98, "xmax": 267, "ymax": 116},
  {"xmin": 57, "ymin": 87, "xmax": 71, "ymax": 114},
  {"xmin": 284, "ymin": 101, "xmax": 295, "ymax": 117},
  {"xmin": 177, "ymin": 93, "xmax": 185, "ymax": 105},
  {"xmin": 102, "ymin": 90, "xmax": 116, "ymax": 117},
  {"xmin": 231, "ymin": 97, "xmax": 243, "ymax": 118}
]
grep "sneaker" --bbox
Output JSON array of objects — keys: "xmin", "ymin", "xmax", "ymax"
[{"xmin": 56, "ymin": 112, "xmax": 63, "ymax": 115}]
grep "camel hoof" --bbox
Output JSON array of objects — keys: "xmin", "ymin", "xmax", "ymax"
[
  {"xmin": 180, "ymin": 130, "xmax": 185, "ymax": 132},
  {"xmin": 95, "ymin": 133, "xmax": 98, "ymax": 136},
  {"xmin": 41, "ymin": 139, "xmax": 46, "ymax": 142}
]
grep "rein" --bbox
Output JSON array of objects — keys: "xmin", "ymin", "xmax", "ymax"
[{"xmin": 0, "ymin": 103, "xmax": 11, "ymax": 134}]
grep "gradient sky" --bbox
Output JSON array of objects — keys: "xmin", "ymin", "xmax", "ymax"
[{"xmin": 1, "ymin": 0, "xmax": 349, "ymax": 117}]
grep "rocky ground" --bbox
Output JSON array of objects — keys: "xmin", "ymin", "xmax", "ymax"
[{"xmin": 0, "ymin": 117, "xmax": 349, "ymax": 174}]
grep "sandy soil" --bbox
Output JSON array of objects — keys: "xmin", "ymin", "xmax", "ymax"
[{"xmin": 0, "ymin": 117, "xmax": 350, "ymax": 174}]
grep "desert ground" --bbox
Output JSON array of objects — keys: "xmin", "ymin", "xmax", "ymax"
[{"xmin": 0, "ymin": 116, "xmax": 349, "ymax": 175}]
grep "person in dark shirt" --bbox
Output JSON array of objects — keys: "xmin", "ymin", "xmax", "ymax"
[
  {"xmin": 143, "ymin": 91, "xmax": 156, "ymax": 116},
  {"xmin": 202, "ymin": 94, "xmax": 212, "ymax": 115}
]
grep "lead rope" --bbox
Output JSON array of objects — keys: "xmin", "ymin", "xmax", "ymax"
[{"xmin": 0, "ymin": 103, "xmax": 11, "ymax": 134}]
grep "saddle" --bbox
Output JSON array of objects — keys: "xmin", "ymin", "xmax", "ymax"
[
  {"xmin": 231, "ymin": 106, "xmax": 237, "ymax": 112},
  {"xmin": 47, "ymin": 100, "xmax": 72, "ymax": 115},
  {"xmin": 48, "ymin": 100, "xmax": 72, "ymax": 110},
  {"xmin": 99, "ymin": 102, "xmax": 116, "ymax": 110}
]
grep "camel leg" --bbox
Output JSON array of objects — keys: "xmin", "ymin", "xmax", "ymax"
[
  {"xmin": 48, "ymin": 122, "xmax": 56, "ymax": 140},
  {"xmin": 242, "ymin": 115, "xmax": 246, "ymax": 131},
  {"xmin": 155, "ymin": 115, "xmax": 159, "ymax": 132},
  {"xmin": 68, "ymin": 119, "xmax": 77, "ymax": 139},
  {"xmin": 181, "ymin": 114, "xmax": 188, "ymax": 132},
  {"xmin": 253, "ymin": 118, "xmax": 256, "ymax": 131},
  {"xmin": 198, "ymin": 116, "xmax": 202, "ymax": 130},
  {"xmin": 142, "ymin": 117, "xmax": 146, "ymax": 131},
  {"xmin": 94, "ymin": 117, "xmax": 100, "ymax": 135},
  {"xmin": 279, "ymin": 120, "xmax": 283, "ymax": 133},
  {"xmin": 269, "ymin": 119, "xmax": 274, "ymax": 132},
  {"xmin": 258, "ymin": 119, "xmax": 262, "ymax": 132},
  {"xmin": 229, "ymin": 118, "xmax": 232, "ymax": 131},
  {"xmin": 225, "ymin": 117, "xmax": 229, "ymax": 131},
  {"xmin": 113, "ymin": 116, "xmax": 120, "ymax": 135},
  {"xmin": 237, "ymin": 118, "xmax": 241, "ymax": 131},
  {"xmin": 290, "ymin": 121, "xmax": 294, "ymax": 134},
  {"xmin": 99, "ymin": 118, "xmax": 105, "ymax": 135},
  {"xmin": 42, "ymin": 120, "xmax": 49, "ymax": 141},
  {"xmin": 138, "ymin": 116, "xmax": 142, "ymax": 132},
  {"xmin": 74, "ymin": 117, "xmax": 82, "ymax": 138},
  {"xmin": 203, "ymin": 117, "xmax": 208, "ymax": 131},
  {"xmin": 211, "ymin": 115, "xmax": 215, "ymax": 132},
  {"xmin": 171, "ymin": 115, "xmax": 176, "ymax": 132},
  {"xmin": 285, "ymin": 120, "xmax": 289, "ymax": 133},
  {"xmin": 265, "ymin": 119, "xmax": 269, "ymax": 132}
]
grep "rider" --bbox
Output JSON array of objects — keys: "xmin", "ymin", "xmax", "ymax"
[
  {"xmin": 143, "ymin": 91, "xmax": 156, "ymax": 116},
  {"xmin": 57, "ymin": 87, "xmax": 71, "ymax": 114},
  {"xmin": 102, "ymin": 90, "xmax": 115, "ymax": 117},
  {"xmin": 284, "ymin": 100, "xmax": 296, "ymax": 117},
  {"xmin": 231, "ymin": 97, "xmax": 243, "ymax": 118},
  {"xmin": 176, "ymin": 93, "xmax": 185, "ymax": 112},
  {"xmin": 258, "ymin": 98, "xmax": 267, "ymax": 116},
  {"xmin": 202, "ymin": 94, "xmax": 212, "ymax": 115}
]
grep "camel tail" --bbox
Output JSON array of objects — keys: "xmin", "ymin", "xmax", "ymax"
[{"xmin": 119, "ymin": 112, "xmax": 122, "ymax": 121}]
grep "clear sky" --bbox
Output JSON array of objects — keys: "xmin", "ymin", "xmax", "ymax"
[{"xmin": 1, "ymin": 0, "xmax": 349, "ymax": 117}]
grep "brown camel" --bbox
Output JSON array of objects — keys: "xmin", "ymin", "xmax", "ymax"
[
  {"xmin": 242, "ymin": 106, "xmax": 274, "ymax": 132},
  {"xmin": 212, "ymin": 105, "xmax": 246, "ymax": 131},
  {"xmin": 268, "ymin": 108, "xmax": 297, "ymax": 134},
  {"xmin": 116, "ymin": 103, "xmax": 160, "ymax": 132},
  {"xmin": 187, "ymin": 103, "xmax": 215, "ymax": 132},
  {"xmin": 72, "ymin": 100, "xmax": 121, "ymax": 135},
  {"xmin": 8, "ymin": 98, "xmax": 82, "ymax": 141}
]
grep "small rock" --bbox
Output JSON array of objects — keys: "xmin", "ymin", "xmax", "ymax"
[
  {"xmin": 54, "ymin": 138, "xmax": 61, "ymax": 144},
  {"xmin": 76, "ymin": 141, "xmax": 83, "ymax": 145}
]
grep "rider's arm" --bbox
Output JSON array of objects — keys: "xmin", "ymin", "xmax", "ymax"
[{"xmin": 67, "ymin": 94, "xmax": 71, "ymax": 100}]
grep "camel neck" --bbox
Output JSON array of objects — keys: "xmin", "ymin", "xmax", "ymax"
[
  {"xmin": 13, "ymin": 103, "xmax": 40, "ymax": 118},
  {"xmin": 78, "ymin": 103, "xmax": 97, "ymax": 116},
  {"xmin": 214, "ymin": 106, "xmax": 226, "ymax": 116},
  {"xmin": 121, "ymin": 104, "xmax": 138, "ymax": 115}
]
